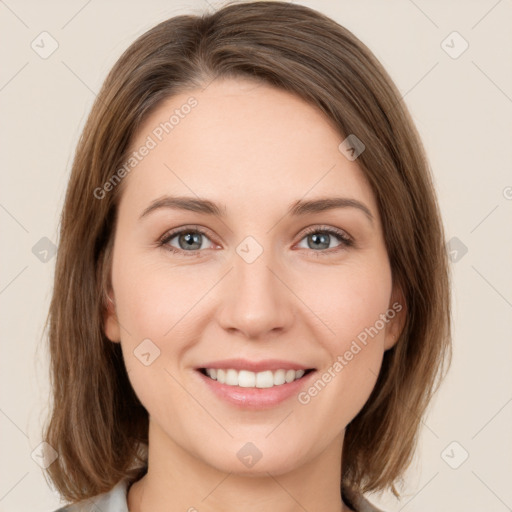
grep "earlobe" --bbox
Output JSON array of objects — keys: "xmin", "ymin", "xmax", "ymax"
[
  {"xmin": 103, "ymin": 290, "xmax": 121, "ymax": 343},
  {"xmin": 384, "ymin": 328, "xmax": 400, "ymax": 350},
  {"xmin": 384, "ymin": 285, "xmax": 407, "ymax": 350}
]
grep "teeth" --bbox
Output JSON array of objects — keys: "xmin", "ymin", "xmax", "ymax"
[{"xmin": 204, "ymin": 368, "xmax": 307, "ymax": 388}]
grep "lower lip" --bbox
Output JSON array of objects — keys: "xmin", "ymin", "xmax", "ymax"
[{"xmin": 196, "ymin": 370, "xmax": 316, "ymax": 409}]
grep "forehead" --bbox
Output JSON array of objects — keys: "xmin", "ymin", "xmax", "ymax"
[{"xmin": 119, "ymin": 77, "xmax": 378, "ymax": 220}]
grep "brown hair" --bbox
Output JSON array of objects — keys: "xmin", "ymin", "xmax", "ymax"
[{"xmin": 42, "ymin": 0, "xmax": 451, "ymax": 504}]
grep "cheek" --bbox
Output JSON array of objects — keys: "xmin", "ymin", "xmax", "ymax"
[
  {"xmin": 113, "ymin": 247, "xmax": 205, "ymax": 338},
  {"xmin": 295, "ymin": 257, "xmax": 392, "ymax": 409},
  {"xmin": 111, "ymin": 250, "xmax": 201, "ymax": 422},
  {"xmin": 296, "ymin": 256, "xmax": 393, "ymax": 350},
  {"xmin": 320, "ymin": 260, "xmax": 392, "ymax": 408},
  {"xmin": 111, "ymin": 249, "xmax": 215, "ymax": 409}
]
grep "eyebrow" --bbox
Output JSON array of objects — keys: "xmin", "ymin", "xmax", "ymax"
[{"xmin": 139, "ymin": 195, "xmax": 374, "ymax": 224}]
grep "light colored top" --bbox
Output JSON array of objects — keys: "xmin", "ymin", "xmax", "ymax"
[{"xmin": 52, "ymin": 476, "xmax": 386, "ymax": 512}]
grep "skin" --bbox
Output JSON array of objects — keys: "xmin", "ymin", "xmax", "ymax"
[{"xmin": 104, "ymin": 77, "xmax": 406, "ymax": 512}]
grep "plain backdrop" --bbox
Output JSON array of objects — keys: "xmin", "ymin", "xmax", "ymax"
[{"xmin": 1, "ymin": 1, "xmax": 511, "ymax": 511}]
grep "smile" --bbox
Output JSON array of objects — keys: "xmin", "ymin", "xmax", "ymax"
[
  {"xmin": 199, "ymin": 368, "xmax": 314, "ymax": 388},
  {"xmin": 195, "ymin": 361, "xmax": 317, "ymax": 409}
]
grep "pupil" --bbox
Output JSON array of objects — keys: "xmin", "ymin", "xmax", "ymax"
[
  {"xmin": 181, "ymin": 232, "xmax": 201, "ymax": 249},
  {"xmin": 310, "ymin": 233, "xmax": 329, "ymax": 250},
  {"xmin": 177, "ymin": 232, "xmax": 331, "ymax": 251}
]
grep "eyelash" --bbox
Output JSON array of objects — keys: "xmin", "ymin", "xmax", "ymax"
[{"xmin": 157, "ymin": 225, "xmax": 354, "ymax": 258}]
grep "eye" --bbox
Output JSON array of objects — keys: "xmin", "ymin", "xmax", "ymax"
[
  {"xmin": 158, "ymin": 225, "xmax": 353, "ymax": 257},
  {"xmin": 295, "ymin": 226, "xmax": 353, "ymax": 256},
  {"xmin": 158, "ymin": 226, "xmax": 215, "ymax": 256}
]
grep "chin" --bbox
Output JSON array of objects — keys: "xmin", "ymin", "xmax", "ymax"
[{"xmin": 201, "ymin": 442, "xmax": 306, "ymax": 477}]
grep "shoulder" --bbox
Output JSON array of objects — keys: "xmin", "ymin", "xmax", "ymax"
[
  {"xmin": 50, "ymin": 477, "xmax": 385, "ymax": 512},
  {"xmin": 343, "ymin": 486, "xmax": 387, "ymax": 512},
  {"xmin": 50, "ymin": 477, "xmax": 131, "ymax": 512}
]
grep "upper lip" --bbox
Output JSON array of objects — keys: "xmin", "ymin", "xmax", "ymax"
[{"xmin": 197, "ymin": 358, "xmax": 315, "ymax": 372}]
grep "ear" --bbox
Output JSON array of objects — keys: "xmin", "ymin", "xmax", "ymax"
[
  {"xmin": 383, "ymin": 283, "xmax": 407, "ymax": 351},
  {"xmin": 103, "ymin": 287, "xmax": 121, "ymax": 343}
]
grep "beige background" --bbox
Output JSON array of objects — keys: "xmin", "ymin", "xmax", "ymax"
[{"xmin": 1, "ymin": 0, "xmax": 511, "ymax": 511}]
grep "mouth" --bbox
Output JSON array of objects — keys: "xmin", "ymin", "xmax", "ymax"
[
  {"xmin": 197, "ymin": 367, "xmax": 316, "ymax": 389},
  {"xmin": 194, "ymin": 358, "xmax": 318, "ymax": 408}
]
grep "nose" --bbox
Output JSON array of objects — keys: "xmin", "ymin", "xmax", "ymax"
[{"xmin": 216, "ymin": 243, "xmax": 295, "ymax": 340}]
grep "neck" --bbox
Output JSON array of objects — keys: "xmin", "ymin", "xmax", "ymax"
[{"xmin": 128, "ymin": 418, "xmax": 351, "ymax": 512}]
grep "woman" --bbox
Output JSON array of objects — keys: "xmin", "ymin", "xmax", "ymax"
[{"xmin": 43, "ymin": 2, "xmax": 451, "ymax": 511}]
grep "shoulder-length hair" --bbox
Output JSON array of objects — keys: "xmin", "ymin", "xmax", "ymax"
[{"xmin": 42, "ymin": 0, "xmax": 451, "ymax": 503}]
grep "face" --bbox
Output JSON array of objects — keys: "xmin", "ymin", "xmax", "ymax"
[{"xmin": 104, "ymin": 77, "xmax": 405, "ymax": 476}]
